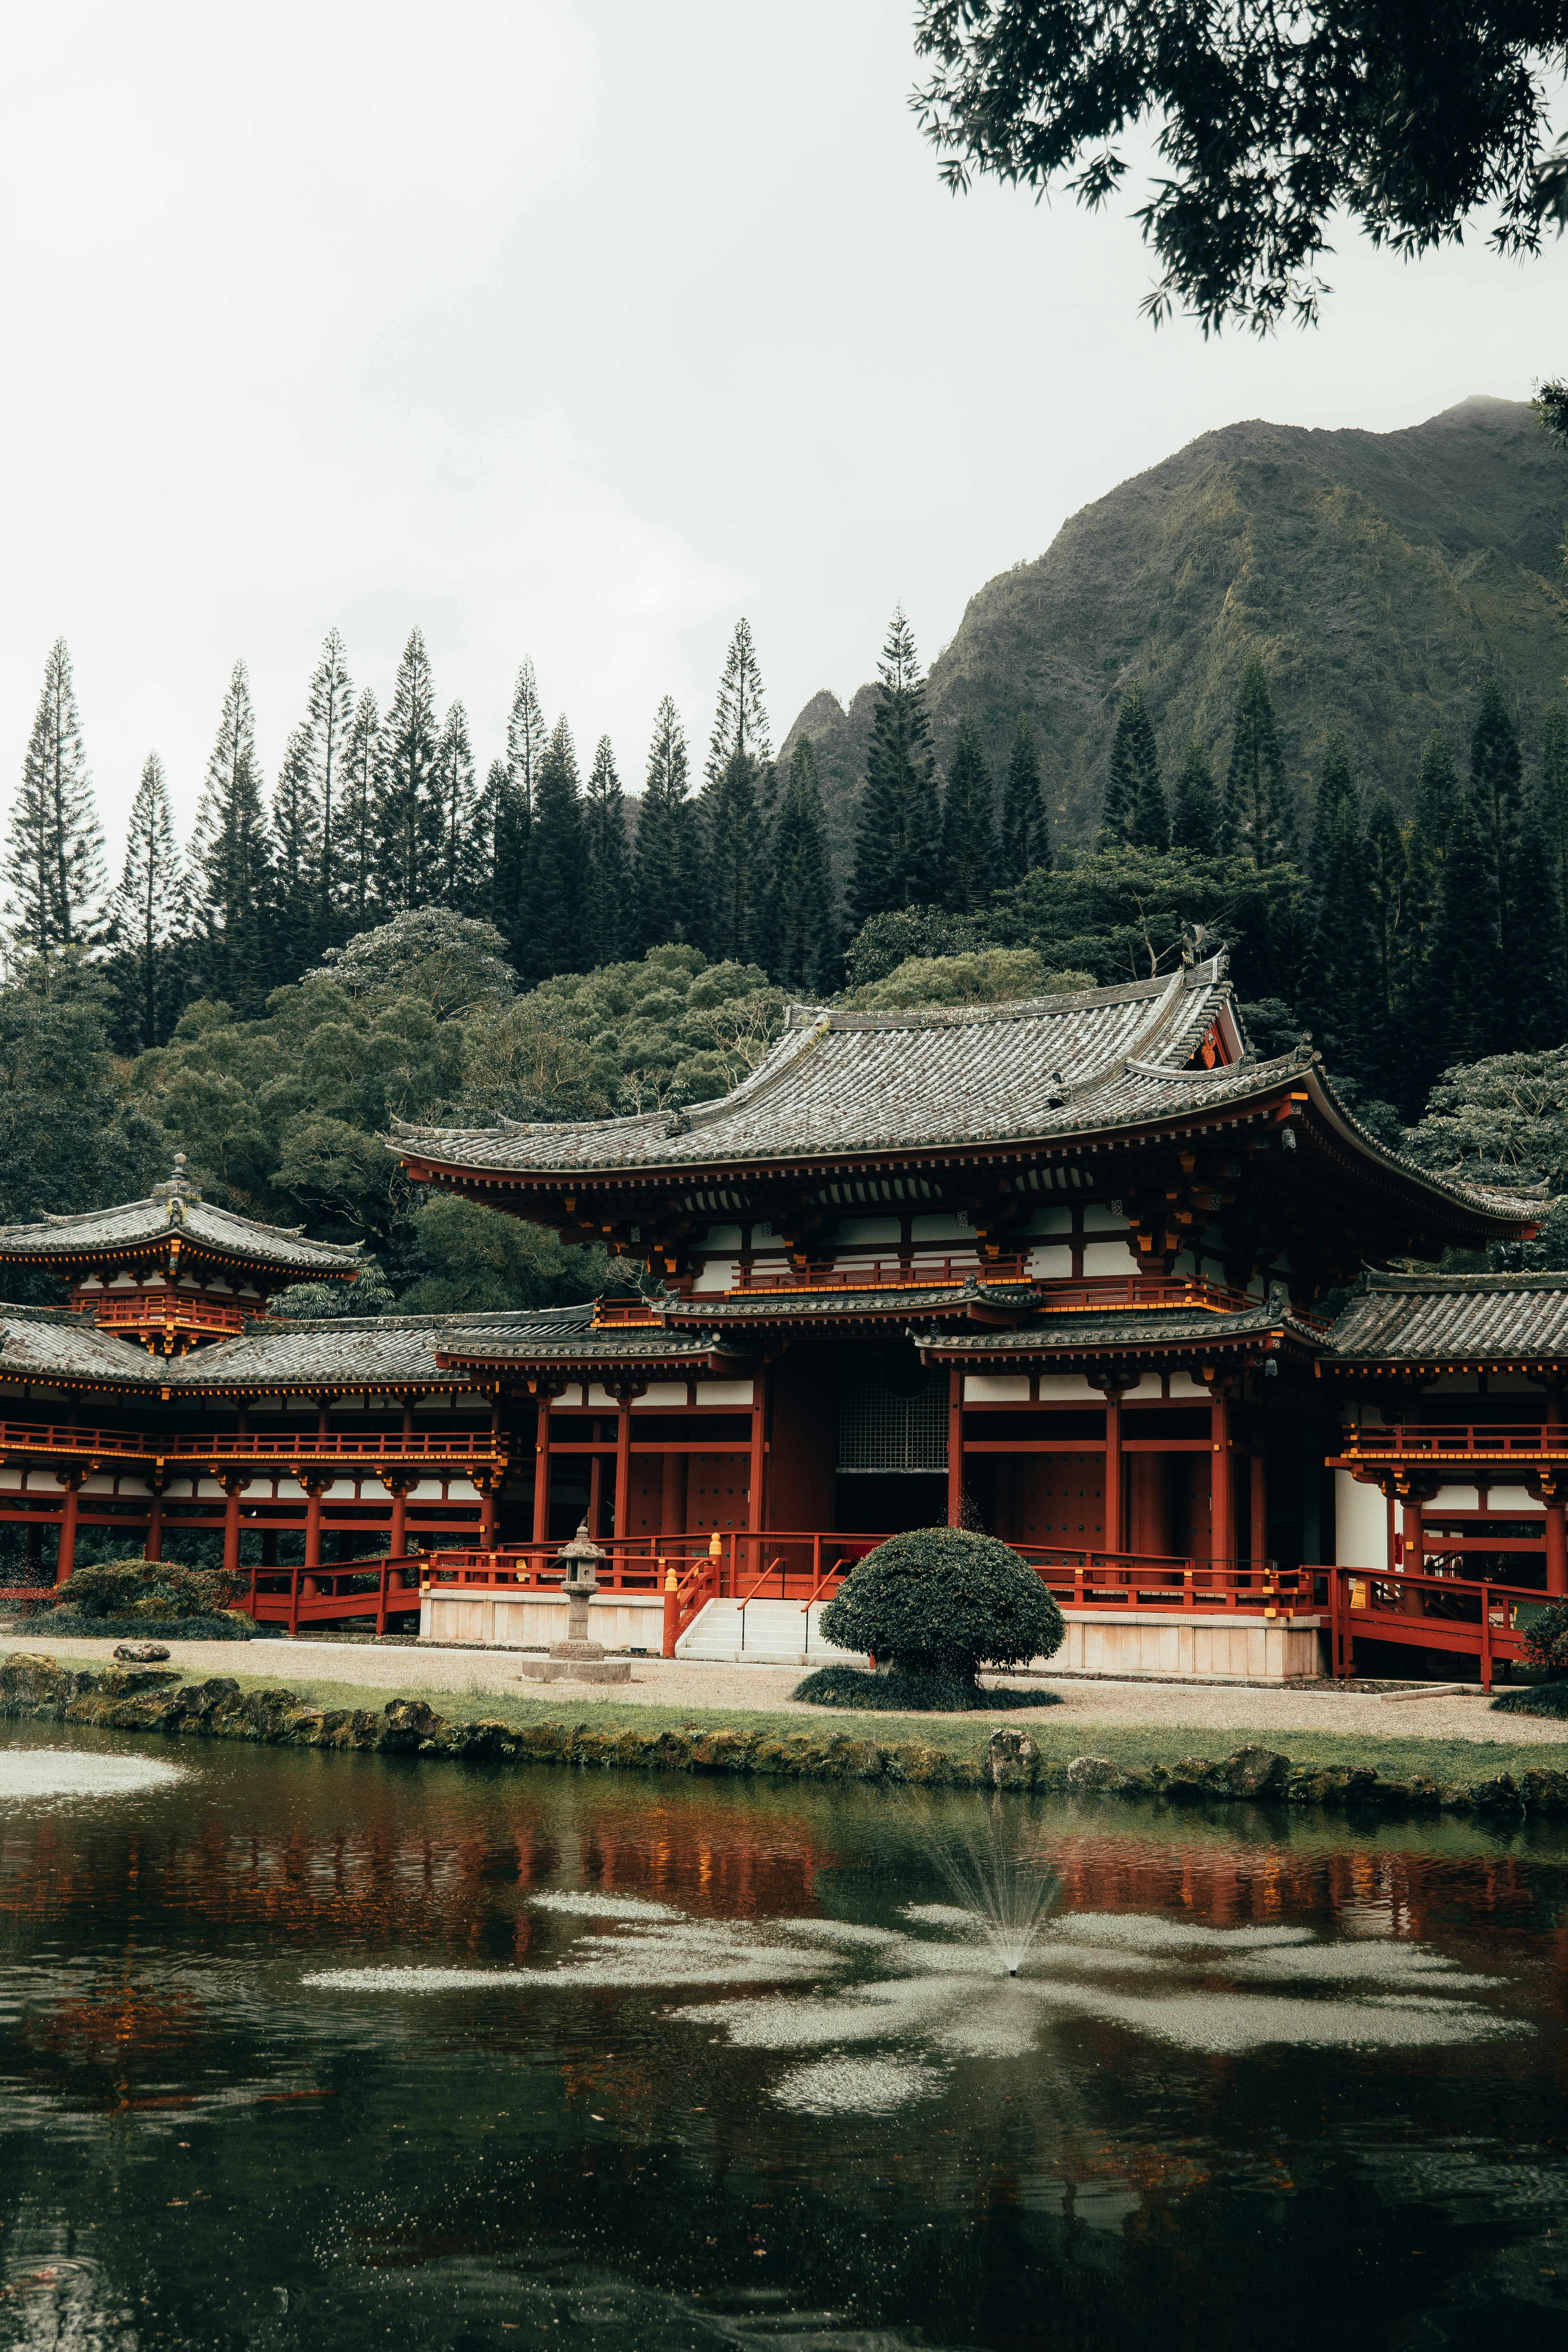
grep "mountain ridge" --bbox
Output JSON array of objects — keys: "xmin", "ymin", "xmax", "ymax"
[{"xmin": 784, "ymin": 397, "xmax": 1568, "ymax": 879}]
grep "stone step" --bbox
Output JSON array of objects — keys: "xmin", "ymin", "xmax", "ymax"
[{"xmin": 673, "ymin": 1597, "xmax": 866, "ymax": 1666}]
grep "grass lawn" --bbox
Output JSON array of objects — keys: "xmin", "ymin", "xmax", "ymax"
[{"xmin": 174, "ymin": 1664, "xmax": 1568, "ymax": 1786}]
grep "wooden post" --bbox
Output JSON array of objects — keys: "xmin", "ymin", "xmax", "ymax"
[
  {"xmin": 615, "ymin": 1394, "xmax": 632, "ymax": 1540},
  {"xmin": 1103, "ymin": 1387, "xmax": 1123, "ymax": 1554},
  {"xmin": 222, "ymin": 1478, "xmax": 245, "ymax": 1582},
  {"xmin": 532, "ymin": 1390, "xmax": 552, "ymax": 1544},
  {"xmin": 479, "ymin": 1478, "xmax": 497, "ymax": 1548},
  {"xmin": 747, "ymin": 1367, "xmax": 768, "ymax": 1577},
  {"xmin": 1249, "ymin": 1450, "xmax": 1267, "ymax": 1571},
  {"xmin": 662, "ymin": 1561, "xmax": 680, "ymax": 1658},
  {"xmin": 1402, "ymin": 1495, "xmax": 1426, "ymax": 1614},
  {"xmin": 587, "ymin": 1447, "xmax": 604, "ymax": 1536},
  {"xmin": 1546, "ymin": 1501, "xmax": 1568, "ymax": 1597},
  {"xmin": 145, "ymin": 1481, "xmax": 164, "ymax": 1563},
  {"xmin": 947, "ymin": 1365, "xmax": 964, "ymax": 1526},
  {"xmin": 389, "ymin": 1478, "xmax": 408, "ymax": 1561},
  {"xmin": 303, "ymin": 1478, "xmax": 324, "ymax": 1570},
  {"xmin": 55, "ymin": 1474, "xmax": 82, "ymax": 1585},
  {"xmin": 1209, "ymin": 1385, "xmax": 1231, "ymax": 1566}
]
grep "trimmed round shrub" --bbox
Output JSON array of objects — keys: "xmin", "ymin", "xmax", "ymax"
[
  {"xmin": 793, "ymin": 1661, "xmax": 1060, "ymax": 1712},
  {"xmin": 1521, "ymin": 1598, "xmax": 1568, "ymax": 1679},
  {"xmin": 44, "ymin": 1557, "xmax": 249, "ymax": 1624},
  {"xmin": 817, "ymin": 1526, "xmax": 1064, "ymax": 1691}
]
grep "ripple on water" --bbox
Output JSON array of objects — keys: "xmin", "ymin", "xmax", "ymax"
[
  {"xmin": 771, "ymin": 2053, "xmax": 944, "ymax": 2115},
  {"xmin": 0, "ymin": 1748, "xmax": 184, "ymax": 1804}
]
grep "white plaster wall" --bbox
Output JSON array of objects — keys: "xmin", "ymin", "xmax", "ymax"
[
  {"xmin": 690, "ymin": 1259, "xmax": 739, "ymax": 1293},
  {"xmin": 1335, "ymin": 1470, "xmax": 1388, "ymax": 1570},
  {"xmin": 1037, "ymin": 1374, "xmax": 1098, "ymax": 1399},
  {"xmin": 1026, "ymin": 1244, "xmax": 1073, "ymax": 1277},
  {"xmin": 633, "ymin": 1384, "xmax": 689, "ymax": 1408},
  {"xmin": 965, "ymin": 1376, "xmax": 1029, "ymax": 1401},
  {"xmin": 1169, "ymin": 1373, "xmax": 1210, "ymax": 1399},
  {"xmin": 1083, "ymin": 1205, "xmax": 1129, "ymax": 1232},
  {"xmin": 1082, "ymin": 1239, "xmax": 1138, "ymax": 1275},
  {"xmin": 697, "ymin": 1381, "xmax": 753, "ymax": 1405},
  {"xmin": 1485, "ymin": 1486, "xmax": 1544, "ymax": 1512}
]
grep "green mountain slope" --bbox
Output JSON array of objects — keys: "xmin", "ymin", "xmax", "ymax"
[{"xmin": 787, "ymin": 396, "xmax": 1568, "ymax": 874}]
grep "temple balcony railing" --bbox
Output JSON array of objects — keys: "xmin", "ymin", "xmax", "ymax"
[
  {"xmin": 1336, "ymin": 1423, "xmax": 1568, "ymax": 1464},
  {"xmin": 0, "ymin": 1420, "xmax": 505, "ymax": 1470},
  {"xmin": 88, "ymin": 1295, "xmax": 250, "ymax": 1343},
  {"xmin": 728, "ymin": 1253, "xmax": 1030, "ymax": 1295}
]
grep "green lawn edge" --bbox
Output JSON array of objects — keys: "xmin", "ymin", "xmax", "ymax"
[{"xmin": 168, "ymin": 1663, "xmax": 1568, "ymax": 1787}]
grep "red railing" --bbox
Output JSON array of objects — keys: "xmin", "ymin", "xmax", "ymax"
[
  {"xmin": 162, "ymin": 1432, "xmax": 504, "ymax": 1466},
  {"xmin": 1036, "ymin": 1275, "xmax": 1258, "ymax": 1315},
  {"xmin": 731, "ymin": 1254, "xmax": 1030, "ymax": 1294},
  {"xmin": 246, "ymin": 1553, "xmax": 425, "ymax": 1636},
  {"xmin": 1323, "ymin": 1562, "xmax": 1547, "ymax": 1690},
  {"xmin": 1338, "ymin": 1423, "xmax": 1568, "ymax": 1460},
  {"xmin": 592, "ymin": 1298, "xmax": 663, "ymax": 1326},
  {"xmin": 91, "ymin": 1296, "xmax": 248, "ymax": 1338},
  {"xmin": 0, "ymin": 1419, "xmax": 153, "ymax": 1461}
]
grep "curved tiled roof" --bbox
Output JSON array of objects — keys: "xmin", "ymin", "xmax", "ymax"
[
  {"xmin": 0, "ymin": 1192, "xmax": 363, "ymax": 1275},
  {"xmin": 389, "ymin": 959, "xmax": 1541, "ymax": 1234},
  {"xmin": 1327, "ymin": 1270, "xmax": 1568, "ymax": 1363},
  {"xmin": 392, "ymin": 962, "xmax": 1243, "ymax": 1172}
]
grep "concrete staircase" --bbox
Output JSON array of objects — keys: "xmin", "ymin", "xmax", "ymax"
[{"xmin": 674, "ymin": 1597, "xmax": 867, "ymax": 1666}]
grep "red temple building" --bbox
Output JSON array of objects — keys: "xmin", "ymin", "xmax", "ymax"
[{"xmin": 0, "ymin": 949, "xmax": 1562, "ymax": 1678}]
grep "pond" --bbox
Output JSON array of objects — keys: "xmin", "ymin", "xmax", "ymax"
[{"xmin": 0, "ymin": 1726, "xmax": 1564, "ymax": 2351}]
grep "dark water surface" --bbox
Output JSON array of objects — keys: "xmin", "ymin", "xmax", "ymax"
[{"xmin": 0, "ymin": 1727, "xmax": 1565, "ymax": 2352}]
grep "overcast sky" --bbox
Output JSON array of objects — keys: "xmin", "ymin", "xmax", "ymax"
[{"xmin": 4, "ymin": 0, "xmax": 1567, "ymax": 869}]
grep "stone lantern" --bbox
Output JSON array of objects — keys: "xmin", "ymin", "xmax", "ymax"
[{"xmin": 517, "ymin": 1518, "xmax": 631, "ymax": 1684}]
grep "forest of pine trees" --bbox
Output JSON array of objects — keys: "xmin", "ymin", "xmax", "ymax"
[{"xmin": 4, "ymin": 620, "xmax": 1566, "ymax": 1125}]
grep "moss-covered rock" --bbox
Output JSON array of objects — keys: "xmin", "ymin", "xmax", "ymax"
[
  {"xmin": 1519, "ymin": 1765, "xmax": 1568, "ymax": 1811},
  {"xmin": 1214, "ymin": 1746, "xmax": 1291, "ymax": 1797},
  {"xmin": 987, "ymin": 1729, "xmax": 1038, "ymax": 1788}
]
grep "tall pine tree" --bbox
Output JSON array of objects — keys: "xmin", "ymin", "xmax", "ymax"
[
  {"xmin": 1170, "ymin": 737, "xmax": 1221, "ymax": 853},
  {"xmin": 491, "ymin": 659, "xmax": 547, "ymax": 945},
  {"xmin": 374, "ymin": 628, "xmax": 439, "ymax": 910},
  {"xmin": 1305, "ymin": 759, "xmax": 1375, "ymax": 1071},
  {"xmin": 1422, "ymin": 787, "xmax": 1504, "ymax": 1080},
  {"xmin": 191, "ymin": 660, "xmax": 271, "ymax": 1013},
  {"xmin": 1102, "ymin": 680, "xmax": 1160, "ymax": 845},
  {"xmin": 633, "ymin": 695, "xmax": 704, "ymax": 951},
  {"xmin": 702, "ymin": 619, "xmax": 773, "ymax": 964},
  {"xmin": 1541, "ymin": 704, "xmax": 1568, "ymax": 932},
  {"xmin": 999, "ymin": 715, "xmax": 1050, "ymax": 875},
  {"xmin": 271, "ymin": 722, "xmax": 325, "ymax": 979},
  {"xmin": 1363, "ymin": 789, "xmax": 1412, "ymax": 1099},
  {"xmin": 1470, "ymin": 679, "xmax": 1524, "ymax": 954},
  {"xmin": 304, "ymin": 628, "xmax": 354, "ymax": 945},
  {"xmin": 523, "ymin": 717, "xmax": 583, "ymax": 982},
  {"xmin": 1309, "ymin": 734, "xmax": 1357, "ymax": 879},
  {"xmin": 1407, "ymin": 726, "xmax": 1461, "ymax": 947},
  {"xmin": 582, "ymin": 735, "xmax": 631, "ymax": 967},
  {"xmin": 849, "ymin": 606, "xmax": 941, "ymax": 922},
  {"xmin": 941, "ymin": 710, "xmax": 996, "ymax": 911},
  {"xmin": 431, "ymin": 701, "xmax": 481, "ymax": 911},
  {"xmin": 1513, "ymin": 784, "xmax": 1568, "ymax": 1047},
  {"xmin": 336, "ymin": 690, "xmax": 381, "ymax": 936},
  {"xmin": 6, "ymin": 639, "xmax": 105, "ymax": 953},
  {"xmin": 1224, "ymin": 655, "xmax": 1295, "ymax": 866},
  {"xmin": 771, "ymin": 735, "xmax": 838, "ymax": 997},
  {"xmin": 106, "ymin": 752, "xmax": 183, "ymax": 1050}
]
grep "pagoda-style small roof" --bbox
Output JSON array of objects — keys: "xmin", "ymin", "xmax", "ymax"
[
  {"xmin": 0, "ymin": 1156, "xmax": 363, "ymax": 1282},
  {"xmin": 1325, "ymin": 1269, "xmax": 1568, "ymax": 1369}
]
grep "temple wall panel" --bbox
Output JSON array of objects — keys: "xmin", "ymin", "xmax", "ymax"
[{"xmin": 1335, "ymin": 1469, "xmax": 1388, "ymax": 1570}]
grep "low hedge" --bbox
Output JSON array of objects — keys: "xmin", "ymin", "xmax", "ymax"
[
  {"xmin": 818, "ymin": 1527, "xmax": 1065, "ymax": 1688},
  {"xmin": 32, "ymin": 1613, "xmax": 252, "ymax": 1642},
  {"xmin": 794, "ymin": 1663, "xmax": 1060, "ymax": 1712},
  {"xmin": 1492, "ymin": 1679, "xmax": 1568, "ymax": 1719}
]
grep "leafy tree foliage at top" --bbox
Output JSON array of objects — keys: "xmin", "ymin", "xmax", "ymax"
[{"xmin": 911, "ymin": 1, "xmax": 1568, "ymax": 332}]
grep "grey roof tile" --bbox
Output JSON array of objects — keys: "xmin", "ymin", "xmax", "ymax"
[
  {"xmin": 0, "ymin": 1192, "xmax": 362, "ymax": 1274},
  {"xmin": 1327, "ymin": 1271, "xmax": 1568, "ymax": 1362}
]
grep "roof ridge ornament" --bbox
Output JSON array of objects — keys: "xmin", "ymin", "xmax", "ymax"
[{"xmin": 151, "ymin": 1151, "xmax": 201, "ymax": 1211}]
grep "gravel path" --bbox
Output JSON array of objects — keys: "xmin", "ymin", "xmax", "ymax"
[{"xmin": 2, "ymin": 1632, "xmax": 1562, "ymax": 1747}]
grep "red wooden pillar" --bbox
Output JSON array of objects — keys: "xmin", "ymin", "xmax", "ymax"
[
  {"xmin": 587, "ymin": 1448, "xmax": 604, "ymax": 1536},
  {"xmin": 145, "ymin": 1480, "xmax": 165, "ymax": 1562},
  {"xmin": 1546, "ymin": 1501, "xmax": 1568, "ymax": 1597},
  {"xmin": 1103, "ymin": 1388, "xmax": 1123, "ymax": 1553},
  {"xmin": 303, "ymin": 1477, "xmax": 324, "ymax": 1570},
  {"xmin": 615, "ymin": 1395, "xmax": 632, "ymax": 1539},
  {"xmin": 1209, "ymin": 1385, "xmax": 1232, "ymax": 1565},
  {"xmin": 532, "ymin": 1390, "xmax": 552, "ymax": 1545},
  {"xmin": 748, "ymin": 1370, "xmax": 767, "ymax": 1531},
  {"xmin": 55, "ymin": 1474, "xmax": 83, "ymax": 1585},
  {"xmin": 221, "ymin": 1477, "xmax": 246, "ymax": 1581},
  {"xmin": 479, "ymin": 1479, "xmax": 497, "ymax": 1548},
  {"xmin": 947, "ymin": 1365, "xmax": 964, "ymax": 1527},
  {"xmin": 1402, "ymin": 1495, "xmax": 1426, "ymax": 1613},
  {"xmin": 388, "ymin": 1477, "xmax": 409, "ymax": 1560}
]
